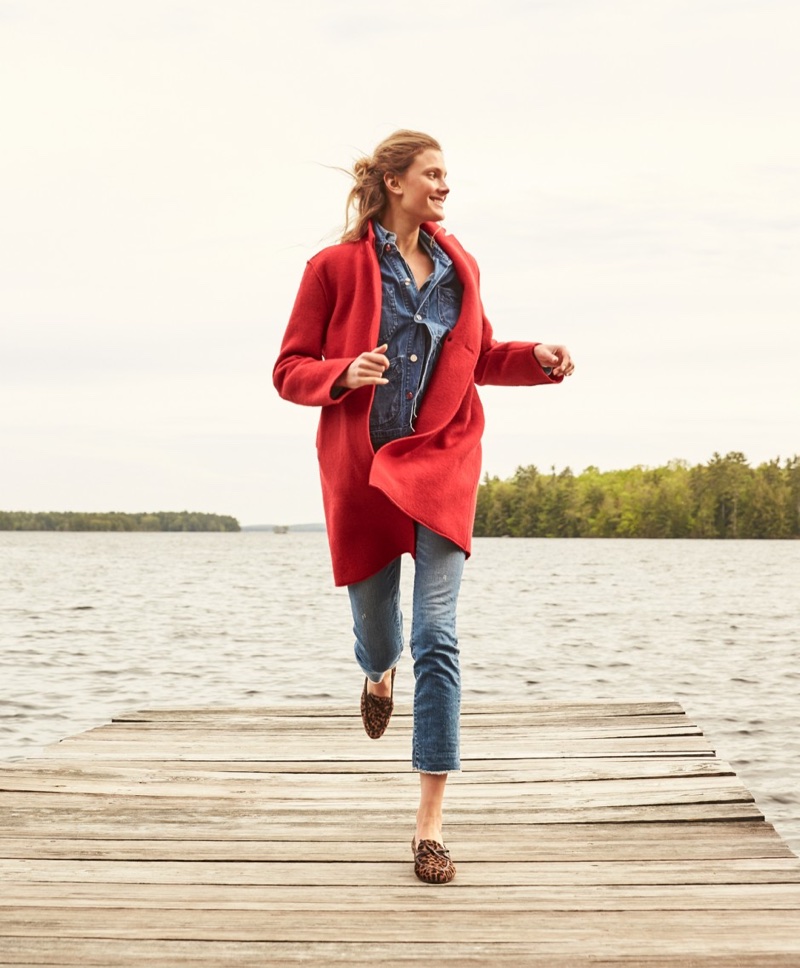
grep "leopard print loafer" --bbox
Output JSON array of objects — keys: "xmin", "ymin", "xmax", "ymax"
[
  {"xmin": 412, "ymin": 837, "xmax": 456, "ymax": 884},
  {"xmin": 360, "ymin": 667, "xmax": 396, "ymax": 739}
]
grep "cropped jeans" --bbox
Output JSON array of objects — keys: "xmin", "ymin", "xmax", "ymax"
[{"xmin": 347, "ymin": 524, "xmax": 466, "ymax": 773}]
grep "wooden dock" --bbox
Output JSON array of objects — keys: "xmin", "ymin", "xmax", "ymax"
[{"xmin": 1, "ymin": 701, "xmax": 799, "ymax": 966}]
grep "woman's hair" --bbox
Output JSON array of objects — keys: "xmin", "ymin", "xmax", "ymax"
[{"xmin": 340, "ymin": 130, "xmax": 442, "ymax": 243}]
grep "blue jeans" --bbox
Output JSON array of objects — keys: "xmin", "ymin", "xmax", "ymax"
[{"xmin": 347, "ymin": 523, "xmax": 466, "ymax": 773}]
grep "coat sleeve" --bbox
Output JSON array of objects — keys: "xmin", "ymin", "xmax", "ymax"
[
  {"xmin": 473, "ymin": 311, "xmax": 563, "ymax": 387},
  {"xmin": 273, "ymin": 261, "xmax": 356, "ymax": 407}
]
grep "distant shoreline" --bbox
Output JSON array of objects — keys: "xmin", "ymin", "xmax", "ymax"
[{"xmin": 0, "ymin": 511, "xmax": 240, "ymax": 532}]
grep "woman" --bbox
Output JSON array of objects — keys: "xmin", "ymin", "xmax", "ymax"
[{"xmin": 273, "ymin": 130, "xmax": 573, "ymax": 884}]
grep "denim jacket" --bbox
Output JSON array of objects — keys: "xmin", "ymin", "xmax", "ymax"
[{"xmin": 369, "ymin": 221, "xmax": 463, "ymax": 447}]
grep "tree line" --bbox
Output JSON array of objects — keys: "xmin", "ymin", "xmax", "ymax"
[
  {"xmin": 474, "ymin": 452, "xmax": 800, "ymax": 539},
  {"xmin": 0, "ymin": 511, "xmax": 240, "ymax": 532}
]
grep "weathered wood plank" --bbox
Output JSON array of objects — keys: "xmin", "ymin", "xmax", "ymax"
[
  {"xmin": 48, "ymin": 728, "xmax": 707, "ymax": 751},
  {"xmin": 49, "ymin": 714, "xmax": 706, "ymax": 734},
  {"xmin": 0, "ymin": 772, "xmax": 755, "ymax": 805},
  {"xmin": 0, "ymin": 821, "xmax": 792, "ymax": 861},
  {"xmin": 0, "ymin": 756, "xmax": 736, "ymax": 796},
  {"xmin": 2, "ymin": 907, "xmax": 800, "ymax": 949},
  {"xmin": 103, "ymin": 711, "xmax": 702, "ymax": 726},
  {"xmin": 0, "ymin": 752, "xmax": 720, "ymax": 782},
  {"xmin": 2, "ymin": 857, "xmax": 799, "ymax": 886},
  {"xmin": 94, "ymin": 726, "xmax": 691, "ymax": 744},
  {"xmin": 112, "ymin": 700, "xmax": 687, "ymax": 720},
  {"xmin": 0, "ymin": 802, "xmax": 765, "ymax": 837},
  {"xmin": 3, "ymin": 938, "xmax": 799, "ymax": 967},
  {"xmin": 46, "ymin": 722, "xmax": 713, "ymax": 742},
  {"xmin": 5, "ymin": 882, "xmax": 800, "ymax": 911},
  {"xmin": 39, "ymin": 737, "xmax": 716, "ymax": 761}
]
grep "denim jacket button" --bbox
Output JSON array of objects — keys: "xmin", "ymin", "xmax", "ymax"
[
  {"xmin": 414, "ymin": 314, "xmax": 422, "ymax": 321},
  {"xmin": 409, "ymin": 354, "xmax": 418, "ymax": 363},
  {"xmin": 406, "ymin": 391, "xmax": 413, "ymax": 400}
]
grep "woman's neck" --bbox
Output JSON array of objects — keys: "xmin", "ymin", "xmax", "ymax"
[{"xmin": 378, "ymin": 212, "xmax": 423, "ymax": 262}]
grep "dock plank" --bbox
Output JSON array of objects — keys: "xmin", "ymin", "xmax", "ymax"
[
  {"xmin": 3, "ymin": 857, "xmax": 800, "ymax": 886},
  {"xmin": 3, "ymin": 940, "xmax": 800, "ymax": 968},
  {"xmin": 0, "ymin": 701, "xmax": 797, "ymax": 967},
  {"xmin": 3, "ymin": 942, "xmax": 800, "ymax": 968},
  {"xmin": 2, "ymin": 907, "xmax": 800, "ymax": 947},
  {"xmin": 0, "ymin": 822, "xmax": 793, "ymax": 862},
  {"xmin": 0, "ymin": 755, "xmax": 736, "ymax": 796}
]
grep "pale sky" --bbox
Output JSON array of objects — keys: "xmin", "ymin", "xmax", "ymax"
[{"xmin": 2, "ymin": 0, "xmax": 798, "ymax": 525}]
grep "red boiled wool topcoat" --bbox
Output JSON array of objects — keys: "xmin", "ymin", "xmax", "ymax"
[{"xmin": 273, "ymin": 221, "xmax": 562, "ymax": 587}]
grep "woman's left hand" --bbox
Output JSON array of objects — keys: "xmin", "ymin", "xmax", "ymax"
[{"xmin": 535, "ymin": 343, "xmax": 574, "ymax": 377}]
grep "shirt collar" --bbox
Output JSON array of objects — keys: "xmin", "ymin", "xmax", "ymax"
[{"xmin": 373, "ymin": 220, "xmax": 451, "ymax": 268}]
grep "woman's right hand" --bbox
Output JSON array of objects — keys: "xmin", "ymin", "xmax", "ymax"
[{"xmin": 335, "ymin": 344, "xmax": 390, "ymax": 389}]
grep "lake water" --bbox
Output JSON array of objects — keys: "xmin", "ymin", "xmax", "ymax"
[{"xmin": 1, "ymin": 532, "xmax": 798, "ymax": 853}]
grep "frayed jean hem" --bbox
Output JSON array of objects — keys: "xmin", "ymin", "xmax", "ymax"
[{"xmin": 412, "ymin": 767, "xmax": 460, "ymax": 775}]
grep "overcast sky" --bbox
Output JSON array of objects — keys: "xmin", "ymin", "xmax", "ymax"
[{"xmin": 2, "ymin": 0, "xmax": 798, "ymax": 525}]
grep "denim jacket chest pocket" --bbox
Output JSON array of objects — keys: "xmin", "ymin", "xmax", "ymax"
[{"xmin": 377, "ymin": 285, "xmax": 400, "ymax": 343}]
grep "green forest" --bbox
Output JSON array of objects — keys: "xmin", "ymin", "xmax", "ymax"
[
  {"xmin": 0, "ymin": 511, "xmax": 240, "ymax": 532},
  {"xmin": 474, "ymin": 452, "xmax": 800, "ymax": 539}
]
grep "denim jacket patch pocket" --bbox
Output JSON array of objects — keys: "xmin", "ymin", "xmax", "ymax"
[
  {"xmin": 369, "ymin": 356, "xmax": 403, "ymax": 430},
  {"xmin": 378, "ymin": 285, "xmax": 401, "ymax": 343}
]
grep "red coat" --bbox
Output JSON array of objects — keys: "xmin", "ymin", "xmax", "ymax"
[{"xmin": 273, "ymin": 221, "xmax": 561, "ymax": 586}]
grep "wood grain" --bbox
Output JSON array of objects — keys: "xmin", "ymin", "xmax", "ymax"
[{"xmin": 0, "ymin": 701, "xmax": 798, "ymax": 967}]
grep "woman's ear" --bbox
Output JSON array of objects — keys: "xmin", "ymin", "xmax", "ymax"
[{"xmin": 383, "ymin": 171, "xmax": 403, "ymax": 196}]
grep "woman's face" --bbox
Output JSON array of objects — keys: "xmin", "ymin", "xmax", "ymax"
[{"xmin": 389, "ymin": 148, "xmax": 449, "ymax": 224}]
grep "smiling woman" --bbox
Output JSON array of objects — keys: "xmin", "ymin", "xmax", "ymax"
[{"xmin": 273, "ymin": 129, "xmax": 574, "ymax": 885}]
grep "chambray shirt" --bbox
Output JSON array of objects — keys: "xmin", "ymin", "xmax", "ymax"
[{"xmin": 369, "ymin": 221, "xmax": 463, "ymax": 447}]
